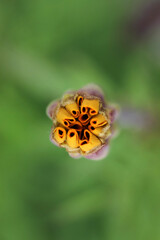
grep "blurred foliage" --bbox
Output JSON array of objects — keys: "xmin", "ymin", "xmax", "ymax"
[{"xmin": 0, "ymin": 0, "xmax": 160, "ymax": 240}]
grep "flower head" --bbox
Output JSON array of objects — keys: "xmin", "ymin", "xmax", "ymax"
[{"xmin": 46, "ymin": 84, "xmax": 118, "ymax": 160}]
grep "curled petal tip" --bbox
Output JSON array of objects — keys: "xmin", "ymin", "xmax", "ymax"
[
  {"xmin": 49, "ymin": 126, "xmax": 63, "ymax": 147},
  {"xmin": 78, "ymin": 84, "xmax": 106, "ymax": 106},
  {"xmin": 54, "ymin": 127, "xmax": 66, "ymax": 144}
]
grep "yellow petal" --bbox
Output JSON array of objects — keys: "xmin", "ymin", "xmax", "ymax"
[
  {"xmin": 54, "ymin": 127, "xmax": 66, "ymax": 144},
  {"xmin": 56, "ymin": 107, "xmax": 75, "ymax": 127},
  {"xmin": 65, "ymin": 102, "xmax": 80, "ymax": 118},
  {"xmin": 88, "ymin": 125, "xmax": 111, "ymax": 139},
  {"xmin": 67, "ymin": 129, "xmax": 79, "ymax": 148},
  {"xmin": 79, "ymin": 130, "xmax": 101, "ymax": 152},
  {"xmin": 78, "ymin": 113, "xmax": 90, "ymax": 125},
  {"xmin": 90, "ymin": 114, "xmax": 107, "ymax": 127},
  {"xmin": 81, "ymin": 99, "xmax": 99, "ymax": 116},
  {"xmin": 88, "ymin": 125, "xmax": 103, "ymax": 136},
  {"xmin": 77, "ymin": 96, "xmax": 84, "ymax": 107}
]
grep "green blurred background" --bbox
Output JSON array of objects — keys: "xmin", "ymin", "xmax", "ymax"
[{"xmin": 0, "ymin": 0, "xmax": 160, "ymax": 240}]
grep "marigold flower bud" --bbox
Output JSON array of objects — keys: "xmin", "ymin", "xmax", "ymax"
[{"xmin": 46, "ymin": 84, "xmax": 119, "ymax": 160}]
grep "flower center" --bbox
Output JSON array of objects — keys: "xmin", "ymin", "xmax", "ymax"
[{"xmin": 53, "ymin": 95, "xmax": 108, "ymax": 152}]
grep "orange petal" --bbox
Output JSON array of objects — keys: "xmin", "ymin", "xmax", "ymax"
[
  {"xmin": 90, "ymin": 114, "xmax": 107, "ymax": 127},
  {"xmin": 77, "ymin": 96, "xmax": 84, "ymax": 107},
  {"xmin": 78, "ymin": 113, "xmax": 90, "ymax": 125},
  {"xmin": 67, "ymin": 129, "xmax": 79, "ymax": 148},
  {"xmin": 56, "ymin": 107, "xmax": 75, "ymax": 127},
  {"xmin": 54, "ymin": 127, "xmax": 66, "ymax": 144},
  {"xmin": 81, "ymin": 106, "xmax": 88, "ymax": 114},
  {"xmin": 81, "ymin": 99, "xmax": 99, "ymax": 116},
  {"xmin": 69, "ymin": 121, "xmax": 83, "ymax": 131},
  {"xmin": 79, "ymin": 130, "xmax": 101, "ymax": 152},
  {"xmin": 65, "ymin": 102, "xmax": 80, "ymax": 118}
]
